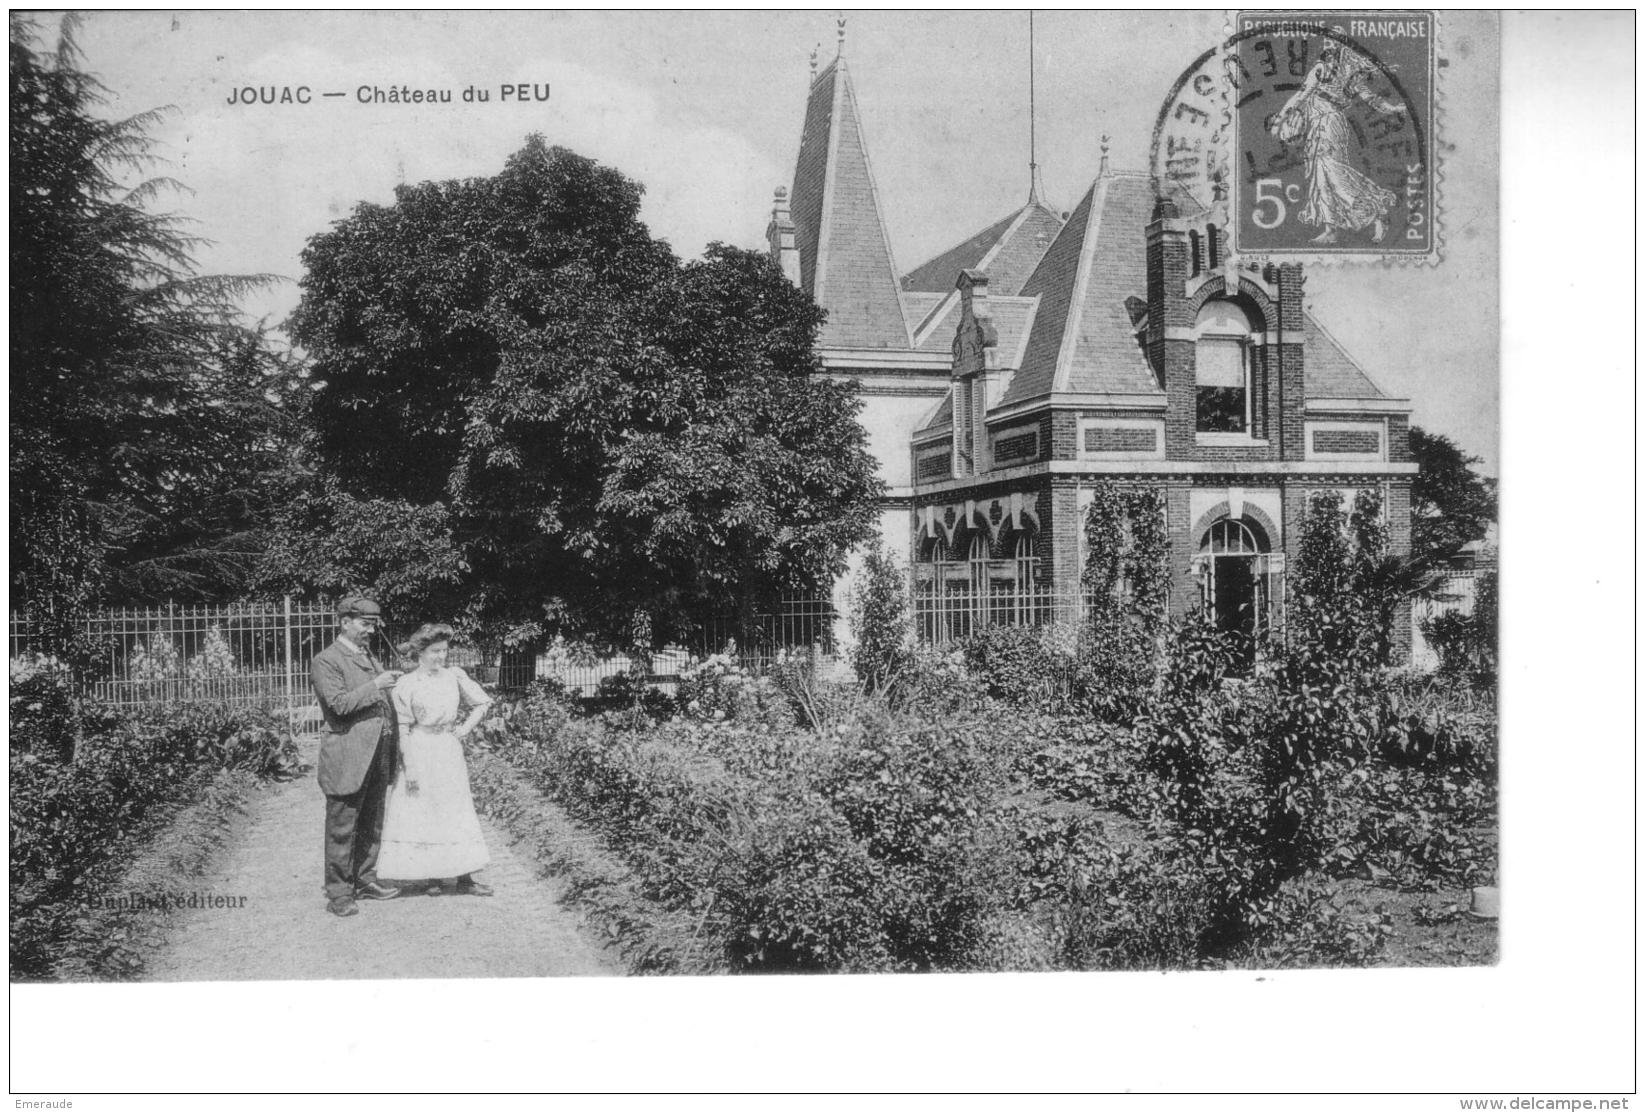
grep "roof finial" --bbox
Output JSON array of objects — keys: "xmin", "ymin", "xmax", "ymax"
[
  {"xmin": 1099, "ymin": 134, "xmax": 1111, "ymax": 178},
  {"xmin": 809, "ymin": 43, "xmax": 820, "ymax": 79},
  {"xmin": 836, "ymin": 15, "xmax": 846, "ymax": 57}
]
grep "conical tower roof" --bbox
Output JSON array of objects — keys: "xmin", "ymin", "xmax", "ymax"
[{"xmin": 789, "ymin": 58, "xmax": 912, "ymax": 349}]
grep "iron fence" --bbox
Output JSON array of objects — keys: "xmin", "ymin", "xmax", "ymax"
[
  {"xmin": 7, "ymin": 596, "xmax": 847, "ymax": 708},
  {"xmin": 9, "ymin": 571, "xmax": 1469, "ymax": 714},
  {"xmin": 9, "ymin": 598, "xmax": 337, "ymax": 717}
]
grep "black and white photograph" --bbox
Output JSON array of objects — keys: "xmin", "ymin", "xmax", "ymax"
[{"xmin": 6, "ymin": 7, "xmax": 1633, "ymax": 1100}]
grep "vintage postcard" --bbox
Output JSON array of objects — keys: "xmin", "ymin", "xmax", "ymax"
[{"xmin": 7, "ymin": 6, "xmax": 1628, "ymax": 1100}]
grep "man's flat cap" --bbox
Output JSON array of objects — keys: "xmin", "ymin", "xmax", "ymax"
[{"xmin": 337, "ymin": 595, "xmax": 383, "ymax": 618}]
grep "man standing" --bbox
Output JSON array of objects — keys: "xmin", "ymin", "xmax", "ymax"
[{"xmin": 310, "ymin": 596, "xmax": 403, "ymax": 917}]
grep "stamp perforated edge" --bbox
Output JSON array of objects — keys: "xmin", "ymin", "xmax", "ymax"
[{"xmin": 1218, "ymin": 8, "xmax": 1446, "ymax": 268}]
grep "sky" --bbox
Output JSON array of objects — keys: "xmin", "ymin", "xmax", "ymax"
[{"xmin": 54, "ymin": 9, "xmax": 1500, "ymax": 469}]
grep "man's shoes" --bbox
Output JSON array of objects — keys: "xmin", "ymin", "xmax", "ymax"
[
  {"xmin": 457, "ymin": 879, "xmax": 495, "ymax": 898},
  {"xmin": 327, "ymin": 896, "xmax": 359, "ymax": 917},
  {"xmin": 355, "ymin": 880, "xmax": 402, "ymax": 901}
]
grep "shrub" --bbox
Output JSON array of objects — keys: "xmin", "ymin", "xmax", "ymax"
[
  {"xmin": 885, "ymin": 644, "xmax": 987, "ymax": 716},
  {"xmin": 10, "ymin": 698, "xmax": 298, "ymax": 979},
  {"xmin": 848, "ymin": 544, "xmax": 912, "ymax": 693},
  {"xmin": 812, "ymin": 715, "xmax": 1016, "ymax": 970},
  {"xmin": 128, "ymin": 635, "xmax": 182, "ymax": 685},
  {"xmin": 1137, "ymin": 618, "xmax": 1242, "ymax": 815},
  {"xmin": 9, "ymin": 654, "xmax": 77, "ymax": 761},
  {"xmin": 959, "ymin": 624, "xmax": 1062, "ymax": 707},
  {"xmin": 1231, "ymin": 874, "xmax": 1393, "ymax": 968},
  {"xmin": 717, "ymin": 797, "xmax": 893, "ymax": 971},
  {"xmin": 592, "ymin": 671, "xmax": 677, "ymax": 727},
  {"xmin": 184, "ymin": 625, "xmax": 238, "ymax": 681},
  {"xmin": 1011, "ymin": 813, "xmax": 1213, "ymax": 970},
  {"xmin": 1070, "ymin": 617, "xmax": 1160, "ymax": 724},
  {"xmin": 676, "ymin": 652, "xmax": 789, "ymax": 728},
  {"xmin": 1421, "ymin": 568, "xmax": 1497, "ymax": 684},
  {"xmin": 769, "ymin": 648, "xmax": 864, "ymax": 733},
  {"xmin": 1025, "ymin": 719, "xmax": 1144, "ymax": 810}
]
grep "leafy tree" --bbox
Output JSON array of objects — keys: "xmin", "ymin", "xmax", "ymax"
[
  {"xmin": 250, "ymin": 474, "xmax": 469, "ymax": 625},
  {"xmin": 290, "ymin": 136, "xmax": 882, "ymax": 651},
  {"xmin": 1410, "ymin": 425, "xmax": 1496, "ymax": 563},
  {"xmin": 10, "ymin": 15, "xmax": 290, "ymax": 629}
]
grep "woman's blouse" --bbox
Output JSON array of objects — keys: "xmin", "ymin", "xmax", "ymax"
[{"xmin": 392, "ymin": 666, "xmax": 492, "ymax": 735}]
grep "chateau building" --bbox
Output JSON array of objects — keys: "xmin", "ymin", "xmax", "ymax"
[{"xmin": 769, "ymin": 49, "xmax": 1417, "ymax": 655}]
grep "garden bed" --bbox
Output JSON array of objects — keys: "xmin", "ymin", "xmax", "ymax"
[
  {"xmin": 473, "ymin": 630, "xmax": 1497, "ymax": 974},
  {"xmin": 9, "ymin": 661, "xmax": 304, "ymax": 981}
]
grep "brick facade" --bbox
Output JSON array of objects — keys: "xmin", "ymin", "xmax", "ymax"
[
  {"xmin": 1085, "ymin": 426, "xmax": 1159, "ymax": 453},
  {"xmin": 1313, "ymin": 429, "xmax": 1381, "ymax": 454}
]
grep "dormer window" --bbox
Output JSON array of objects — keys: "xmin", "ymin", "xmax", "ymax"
[{"xmin": 1195, "ymin": 299, "xmax": 1258, "ymax": 434}]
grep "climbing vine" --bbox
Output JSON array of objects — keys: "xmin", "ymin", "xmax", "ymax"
[{"xmin": 1082, "ymin": 481, "xmax": 1170, "ymax": 634}]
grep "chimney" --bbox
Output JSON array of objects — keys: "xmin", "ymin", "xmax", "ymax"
[
  {"xmin": 951, "ymin": 268, "xmax": 1000, "ymax": 476},
  {"xmin": 766, "ymin": 186, "xmax": 799, "ymax": 286},
  {"xmin": 1146, "ymin": 193, "xmax": 1195, "ymax": 455}
]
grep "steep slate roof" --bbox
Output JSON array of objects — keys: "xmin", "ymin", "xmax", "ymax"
[
  {"xmin": 901, "ymin": 193, "xmax": 1065, "ymax": 297},
  {"xmin": 899, "ymin": 291, "xmax": 948, "ymax": 335},
  {"xmin": 1001, "ymin": 169, "xmax": 1393, "ymax": 406},
  {"xmin": 905, "ymin": 189, "xmax": 1063, "ymax": 353},
  {"xmin": 789, "ymin": 59, "xmax": 911, "ymax": 349},
  {"xmin": 1300, "ymin": 313, "xmax": 1390, "ymax": 398},
  {"xmin": 916, "ymin": 395, "xmax": 953, "ymax": 434}
]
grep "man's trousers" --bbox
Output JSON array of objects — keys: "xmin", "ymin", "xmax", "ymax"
[{"xmin": 322, "ymin": 731, "xmax": 393, "ymax": 900}]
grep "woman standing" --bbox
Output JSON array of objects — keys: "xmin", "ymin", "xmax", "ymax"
[
  {"xmin": 1269, "ymin": 42, "xmax": 1406, "ymax": 244},
  {"xmin": 376, "ymin": 623, "xmax": 495, "ymax": 896}
]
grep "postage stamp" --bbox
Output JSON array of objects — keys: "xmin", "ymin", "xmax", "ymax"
[
  {"xmin": 1149, "ymin": 11, "xmax": 1440, "ymax": 264},
  {"xmin": 1230, "ymin": 11, "xmax": 1438, "ymax": 260}
]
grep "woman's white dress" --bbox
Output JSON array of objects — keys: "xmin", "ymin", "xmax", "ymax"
[{"xmin": 376, "ymin": 666, "xmax": 491, "ymax": 880}]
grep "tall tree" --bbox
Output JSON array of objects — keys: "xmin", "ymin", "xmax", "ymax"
[
  {"xmin": 1409, "ymin": 425, "xmax": 1496, "ymax": 563},
  {"xmin": 10, "ymin": 14, "xmax": 291, "ymax": 625},
  {"xmin": 290, "ymin": 136, "xmax": 882, "ymax": 651}
]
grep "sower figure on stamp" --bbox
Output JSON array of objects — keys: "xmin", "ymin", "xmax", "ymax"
[
  {"xmin": 310, "ymin": 595, "xmax": 404, "ymax": 917},
  {"xmin": 1270, "ymin": 42, "xmax": 1406, "ymax": 245}
]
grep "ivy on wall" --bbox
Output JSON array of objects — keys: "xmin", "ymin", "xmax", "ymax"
[{"xmin": 1081, "ymin": 482, "xmax": 1170, "ymax": 634}]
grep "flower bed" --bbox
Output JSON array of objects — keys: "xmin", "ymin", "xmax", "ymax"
[
  {"xmin": 477, "ymin": 626, "xmax": 1496, "ymax": 973},
  {"xmin": 481, "ymin": 685, "xmax": 1033, "ymax": 972}
]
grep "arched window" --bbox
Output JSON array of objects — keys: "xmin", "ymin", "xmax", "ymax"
[
  {"xmin": 968, "ymin": 534, "xmax": 990, "ymax": 602},
  {"xmin": 1195, "ymin": 299, "xmax": 1259, "ymax": 434},
  {"xmin": 1200, "ymin": 518, "xmax": 1266, "ymax": 555},
  {"xmin": 1013, "ymin": 534, "xmax": 1040, "ymax": 625}
]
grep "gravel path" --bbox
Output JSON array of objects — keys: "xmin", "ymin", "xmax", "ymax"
[{"xmin": 145, "ymin": 735, "xmax": 621, "ymax": 981}]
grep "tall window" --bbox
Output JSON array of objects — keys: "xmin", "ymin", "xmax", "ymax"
[
  {"xmin": 1012, "ymin": 534, "xmax": 1040, "ymax": 625},
  {"xmin": 914, "ymin": 528, "xmax": 1041, "ymax": 646},
  {"xmin": 1195, "ymin": 300, "xmax": 1258, "ymax": 434}
]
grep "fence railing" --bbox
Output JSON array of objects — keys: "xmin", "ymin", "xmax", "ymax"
[
  {"xmin": 9, "ymin": 599, "xmax": 338, "ymax": 714},
  {"xmin": 9, "ymin": 574, "xmax": 1477, "ymax": 713},
  {"xmin": 7, "ymin": 596, "xmax": 848, "ymax": 709}
]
